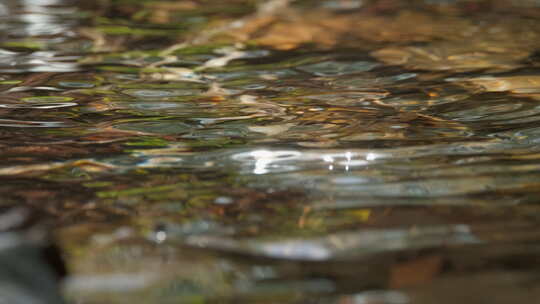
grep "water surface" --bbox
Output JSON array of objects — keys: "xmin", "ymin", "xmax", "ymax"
[{"xmin": 1, "ymin": 0, "xmax": 540, "ymax": 303}]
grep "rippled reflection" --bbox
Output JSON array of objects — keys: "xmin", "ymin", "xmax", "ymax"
[
  {"xmin": 4, "ymin": 0, "xmax": 76, "ymax": 36},
  {"xmin": 0, "ymin": 0, "xmax": 80, "ymax": 72}
]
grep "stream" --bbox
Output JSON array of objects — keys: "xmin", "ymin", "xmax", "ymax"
[{"xmin": 1, "ymin": 0, "xmax": 540, "ymax": 303}]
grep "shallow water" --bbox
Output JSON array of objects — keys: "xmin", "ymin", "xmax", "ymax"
[{"xmin": 2, "ymin": 0, "xmax": 540, "ymax": 303}]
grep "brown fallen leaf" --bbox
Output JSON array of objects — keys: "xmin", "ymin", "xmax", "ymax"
[{"xmin": 390, "ymin": 255, "xmax": 443, "ymax": 288}]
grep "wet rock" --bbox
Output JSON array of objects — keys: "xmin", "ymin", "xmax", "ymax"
[{"xmin": 0, "ymin": 208, "xmax": 66, "ymax": 304}]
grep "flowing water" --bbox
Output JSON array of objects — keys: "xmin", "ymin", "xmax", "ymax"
[{"xmin": 2, "ymin": 0, "xmax": 540, "ymax": 303}]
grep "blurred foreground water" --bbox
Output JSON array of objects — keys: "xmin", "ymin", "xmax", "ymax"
[{"xmin": 2, "ymin": 0, "xmax": 540, "ymax": 303}]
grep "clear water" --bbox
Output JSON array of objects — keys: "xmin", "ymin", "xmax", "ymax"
[{"xmin": 1, "ymin": 0, "xmax": 540, "ymax": 303}]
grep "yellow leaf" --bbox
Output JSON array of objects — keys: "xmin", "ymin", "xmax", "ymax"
[{"xmin": 350, "ymin": 209, "xmax": 371, "ymax": 222}]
